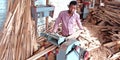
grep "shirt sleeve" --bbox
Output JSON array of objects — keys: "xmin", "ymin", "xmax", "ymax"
[
  {"xmin": 53, "ymin": 12, "xmax": 62, "ymax": 32},
  {"xmin": 76, "ymin": 14, "xmax": 84, "ymax": 30}
]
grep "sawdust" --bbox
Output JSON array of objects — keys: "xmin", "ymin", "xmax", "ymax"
[{"xmin": 89, "ymin": 46, "xmax": 112, "ymax": 60}]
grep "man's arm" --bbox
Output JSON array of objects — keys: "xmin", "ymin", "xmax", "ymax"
[
  {"xmin": 76, "ymin": 14, "xmax": 84, "ymax": 30},
  {"xmin": 52, "ymin": 12, "xmax": 62, "ymax": 33}
]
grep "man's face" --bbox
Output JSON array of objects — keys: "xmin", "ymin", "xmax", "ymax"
[{"xmin": 68, "ymin": 5, "xmax": 76, "ymax": 14}]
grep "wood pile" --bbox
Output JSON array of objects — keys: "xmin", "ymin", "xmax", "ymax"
[
  {"xmin": 84, "ymin": 1, "xmax": 120, "ymax": 43},
  {"xmin": 83, "ymin": 1, "xmax": 120, "ymax": 60},
  {"xmin": 0, "ymin": 0, "xmax": 38, "ymax": 60},
  {"xmin": 27, "ymin": 21, "xmax": 56, "ymax": 60},
  {"xmin": 27, "ymin": 34, "xmax": 56, "ymax": 60}
]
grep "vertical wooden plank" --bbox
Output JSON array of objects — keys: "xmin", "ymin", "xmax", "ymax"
[
  {"xmin": 46, "ymin": 0, "xmax": 49, "ymax": 31},
  {"xmin": 0, "ymin": 0, "xmax": 37, "ymax": 60},
  {"xmin": 46, "ymin": 17, "xmax": 49, "ymax": 32},
  {"xmin": 46, "ymin": 0, "xmax": 49, "ymax": 5}
]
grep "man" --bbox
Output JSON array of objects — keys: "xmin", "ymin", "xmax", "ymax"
[{"xmin": 52, "ymin": 1, "xmax": 84, "ymax": 37}]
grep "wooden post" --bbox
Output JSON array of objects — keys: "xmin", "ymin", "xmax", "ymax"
[
  {"xmin": 31, "ymin": 0, "xmax": 37, "ymax": 36},
  {"xmin": 46, "ymin": 17, "xmax": 49, "ymax": 31},
  {"xmin": 46, "ymin": 0, "xmax": 49, "ymax": 31},
  {"xmin": 92, "ymin": 0, "xmax": 96, "ymax": 8},
  {"xmin": 46, "ymin": 0, "xmax": 49, "ymax": 5}
]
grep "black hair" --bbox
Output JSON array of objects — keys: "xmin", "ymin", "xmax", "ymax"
[{"xmin": 69, "ymin": 1, "xmax": 77, "ymax": 7}]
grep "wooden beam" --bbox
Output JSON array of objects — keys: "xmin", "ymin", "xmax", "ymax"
[
  {"xmin": 27, "ymin": 45, "xmax": 56, "ymax": 60},
  {"xmin": 66, "ymin": 30, "xmax": 84, "ymax": 39},
  {"xmin": 110, "ymin": 52, "xmax": 120, "ymax": 60},
  {"xmin": 46, "ymin": 17, "xmax": 49, "ymax": 31}
]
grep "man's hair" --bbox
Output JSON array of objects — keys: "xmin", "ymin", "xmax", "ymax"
[{"xmin": 69, "ymin": 1, "xmax": 77, "ymax": 7}]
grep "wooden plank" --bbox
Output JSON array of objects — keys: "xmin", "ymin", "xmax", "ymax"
[
  {"xmin": 110, "ymin": 52, "xmax": 120, "ymax": 60},
  {"xmin": 66, "ymin": 30, "xmax": 84, "ymax": 39},
  {"xmin": 27, "ymin": 45, "xmax": 56, "ymax": 60},
  {"xmin": 103, "ymin": 41, "xmax": 120, "ymax": 47}
]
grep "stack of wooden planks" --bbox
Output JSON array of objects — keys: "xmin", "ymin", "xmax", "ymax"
[
  {"xmin": 84, "ymin": 1, "xmax": 120, "ymax": 43},
  {"xmin": 27, "ymin": 21, "xmax": 56, "ymax": 60},
  {"xmin": 83, "ymin": 1, "xmax": 120, "ymax": 60},
  {"xmin": 0, "ymin": 0, "xmax": 38, "ymax": 60}
]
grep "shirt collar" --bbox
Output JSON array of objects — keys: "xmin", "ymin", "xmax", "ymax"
[{"xmin": 66, "ymin": 10, "xmax": 76, "ymax": 17}]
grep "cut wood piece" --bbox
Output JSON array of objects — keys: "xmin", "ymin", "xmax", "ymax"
[
  {"xmin": 110, "ymin": 52, "xmax": 120, "ymax": 60},
  {"xmin": 34, "ymin": 46, "xmax": 45, "ymax": 55},
  {"xmin": 27, "ymin": 45, "xmax": 56, "ymax": 60},
  {"xmin": 110, "ymin": 44, "xmax": 120, "ymax": 54},
  {"xmin": 66, "ymin": 30, "xmax": 83, "ymax": 39},
  {"xmin": 103, "ymin": 41, "xmax": 120, "ymax": 47}
]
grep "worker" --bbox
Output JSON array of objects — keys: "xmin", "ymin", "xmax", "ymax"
[
  {"xmin": 52, "ymin": 1, "xmax": 84, "ymax": 37},
  {"xmin": 79, "ymin": 0, "xmax": 90, "ymax": 20}
]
